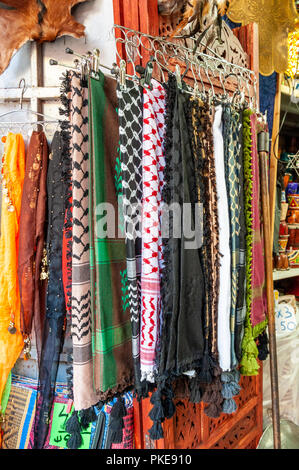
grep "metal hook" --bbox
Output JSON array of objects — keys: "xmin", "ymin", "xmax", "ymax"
[{"xmin": 18, "ymin": 78, "xmax": 26, "ymax": 110}]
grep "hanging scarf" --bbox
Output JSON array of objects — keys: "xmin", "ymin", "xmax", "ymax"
[
  {"xmin": 116, "ymin": 79, "xmax": 145, "ymax": 398},
  {"xmin": 17, "ymin": 131, "xmax": 48, "ymax": 361},
  {"xmin": 191, "ymin": 100, "xmax": 223, "ymax": 418},
  {"xmin": 88, "ymin": 72, "xmax": 133, "ymax": 400},
  {"xmin": 234, "ymin": 110, "xmax": 247, "ymax": 363},
  {"xmin": 140, "ymin": 78, "xmax": 166, "ymax": 384},
  {"xmin": 68, "ymin": 72, "xmax": 99, "ymax": 412},
  {"xmin": 149, "ymin": 76, "xmax": 205, "ymax": 440},
  {"xmin": 213, "ymin": 105, "xmax": 231, "ymax": 373},
  {"xmin": 33, "ymin": 129, "xmax": 70, "ymax": 448},
  {"xmin": 0, "ymin": 133, "xmax": 25, "ymax": 408},
  {"xmin": 240, "ymin": 110, "xmax": 268, "ymax": 376}
]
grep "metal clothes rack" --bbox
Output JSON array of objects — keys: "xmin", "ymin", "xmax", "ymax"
[{"xmin": 112, "ymin": 24, "xmax": 259, "ymax": 111}]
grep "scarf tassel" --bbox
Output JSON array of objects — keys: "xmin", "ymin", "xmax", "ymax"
[
  {"xmin": 79, "ymin": 406, "xmax": 97, "ymax": 429},
  {"xmin": 148, "ymin": 389, "xmax": 165, "ymax": 441},
  {"xmin": 162, "ymin": 384, "xmax": 176, "ymax": 419},
  {"xmin": 108, "ymin": 397, "xmax": 127, "ymax": 444},
  {"xmin": 257, "ymin": 331, "xmax": 269, "ymax": 361},
  {"xmin": 221, "ymin": 369, "xmax": 241, "ymax": 415},
  {"xmin": 201, "ymin": 363, "xmax": 223, "ymax": 418},
  {"xmin": 188, "ymin": 375, "xmax": 202, "ymax": 403},
  {"xmin": 198, "ymin": 347, "xmax": 216, "ymax": 384},
  {"xmin": 239, "ymin": 329, "xmax": 260, "ymax": 375},
  {"xmin": 65, "ymin": 410, "xmax": 82, "ymax": 449}
]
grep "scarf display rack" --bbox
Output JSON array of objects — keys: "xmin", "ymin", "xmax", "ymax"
[
  {"xmin": 112, "ymin": 24, "xmax": 258, "ymax": 110},
  {"xmin": 0, "ymin": 17, "xmax": 280, "ymax": 449}
]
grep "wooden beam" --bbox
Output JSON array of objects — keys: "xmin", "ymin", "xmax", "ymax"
[{"xmin": 0, "ymin": 88, "xmax": 60, "ymax": 102}]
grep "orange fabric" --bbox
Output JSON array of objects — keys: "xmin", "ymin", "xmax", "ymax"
[{"xmin": 0, "ymin": 133, "xmax": 26, "ymax": 403}]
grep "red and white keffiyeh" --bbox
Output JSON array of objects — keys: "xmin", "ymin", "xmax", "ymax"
[{"xmin": 140, "ymin": 79, "xmax": 166, "ymax": 383}]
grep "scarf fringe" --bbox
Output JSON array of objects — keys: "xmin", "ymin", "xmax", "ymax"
[
  {"xmin": 109, "ymin": 396, "xmax": 127, "ymax": 444},
  {"xmin": 65, "ymin": 410, "xmax": 82, "ymax": 449},
  {"xmin": 257, "ymin": 330, "xmax": 269, "ymax": 361},
  {"xmin": 221, "ymin": 369, "xmax": 241, "ymax": 414}
]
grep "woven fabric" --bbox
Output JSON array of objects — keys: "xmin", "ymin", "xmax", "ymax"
[
  {"xmin": 234, "ymin": 110, "xmax": 247, "ymax": 362},
  {"xmin": 2, "ymin": 382, "xmax": 37, "ymax": 449},
  {"xmin": 116, "ymin": 80, "xmax": 144, "ymax": 397},
  {"xmin": 18, "ymin": 131, "xmax": 48, "ymax": 342},
  {"xmin": 213, "ymin": 105, "xmax": 231, "ymax": 372},
  {"xmin": 33, "ymin": 130, "xmax": 70, "ymax": 448},
  {"xmin": 250, "ymin": 113, "xmax": 267, "ymax": 329},
  {"xmin": 69, "ymin": 72, "xmax": 98, "ymax": 411},
  {"xmin": 140, "ymin": 79, "xmax": 166, "ymax": 383},
  {"xmin": 240, "ymin": 109, "xmax": 267, "ymax": 376},
  {"xmin": 0, "ymin": 133, "xmax": 25, "ymax": 406},
  {"xmin": 88, "ymin": 72, "xmax": 133, "ymax": 400},
  {"xmin": 224, "ymin": 108, "xmax": 241, "ymax": 369}
]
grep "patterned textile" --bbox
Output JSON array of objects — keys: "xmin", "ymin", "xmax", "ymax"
[
  {"xmin": 234, "ymin": 110, "xmax": 247, "ymax": 363},
  {"xmin": 88, "ymin": 72, "xmax": 133, "ymax": 400},
  {"xmin": 117, "ymin": 80, "xmax": 144, "ymax": 397},
  {"xmin": 2, "ymin": 382, "xmax": 37, "ymax": 449},
  {"xmin": 223, "ymin": 107, "xmax": 241, "ymax": 369},
  {"xmin": 149, "ymin": 77, "xmax": 205, "ymax": 439},
  {"xmin": 0, "ymin": 133, "xmax": 25, "ymax": 406},
  {"xmin": 213, "ymin": 105, "xmax": 231, "ymax": 373},
  {"xmin": 69, "ymin": 72, "xmax": 98, "ymax": 411},
  {"xmin": 3, "ymin": 375, "xmax": 70, "ymax": 449},
  {"xmin": 18, "ymin": 131, "xmax": 48, "ymax": 347},
  {"xmin": 140, "ymin": 79, "xmax": 166, "ymax": 383},
  {"xmin": 33, "ymin": 130, "xmax": 70, "ymax": 448}
]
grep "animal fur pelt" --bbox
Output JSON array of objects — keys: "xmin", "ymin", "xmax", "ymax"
[
  {"xmin": 158, "ymin": 0, "xmax": 229, "ymax": 38},
  {"xmin": 0, "ymin": 0, "xmax": 87, "ymax": 75}
]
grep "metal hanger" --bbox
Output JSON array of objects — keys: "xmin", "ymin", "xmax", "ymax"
[{"xmin": 0, "ymin": 79, "xmax": 60, "ymax": 124}]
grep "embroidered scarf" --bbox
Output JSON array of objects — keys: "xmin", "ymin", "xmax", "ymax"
[
  {"xmin": 88, "ymin": 72, "xmax": 133, "ymax": 400},
  {"xmin": 33, "ymin": 130, "xmax": 69, "ymax": 448},
  {"xmin": 0, "ymin": 133, "xmax": 25, "ymax": 409},
  {"xmin": 140, "ymin": 79, "xmax": 166, "ymax": 383},
  {"xmin": 18, "ymin": 131, "xmax": 48, "ymax": 360},
  {"xmin": 116, "ymin": 79, "xmax": 145, "ymax": 398}
]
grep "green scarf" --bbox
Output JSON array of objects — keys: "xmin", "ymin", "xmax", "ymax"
[{"xmin": 88, "ymin": 73, "xmax": 133, "ymax": 400}]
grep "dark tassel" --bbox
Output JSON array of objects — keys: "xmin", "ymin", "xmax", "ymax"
[
  {"xmin": 257, "ymin": 331, "xmax": 269, "ymax": 361},
  {"xmin": 204, "ymin": 402, "xmax": 221, "ymax": 418},
  {"xmin": 162, "ymin": 383, "xmax": 176, "ymax": 419},
  {"xmin": 108, "ymin": 397, "xmax": 127, "ymax": 444},
  {"xmin": 189, "ymin": 376, "xmax": 202, "ymax": 403},
  {"xmin": 79, "ymin": 406, "xmax": 97, "ymax": 429},
  {"xmin": 148, "ymin": 421, "xmax": 164, "ymax": 440},
  {"xmin": 110, "ymin": 396, "xmax": 127, "ymax": 419},
  {"xmin": 66, "ymin": 432, "xmax": 82, "ymax": 450},
  {"xmin": 65, "ymin": 410, "xmax": 82, "ymax": 449},
  {"xmin": 198, "ymin": 347, "xmax": 215, "ymax": 384},
  {"xmin": 148, "ymin": 388, "xmax": 165, "ymax": 440}
]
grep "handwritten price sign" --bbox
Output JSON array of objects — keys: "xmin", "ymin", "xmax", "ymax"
[
  {"xmin": 275, "ymin": 304, "xmax": 297, "ymax": 337},
  {"xmin": 49, "ymin": 402, "xmax": 92, "ymax": 449}
]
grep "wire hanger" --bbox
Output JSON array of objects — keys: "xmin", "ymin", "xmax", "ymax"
[{"xmin": 0, "ymin": 79, "xmax": 60, "ymax": 124}]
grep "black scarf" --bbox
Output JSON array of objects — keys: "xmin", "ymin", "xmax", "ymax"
[{"xmin": 149, "ymin": 76, "xmax": 205, "ymax": 440}]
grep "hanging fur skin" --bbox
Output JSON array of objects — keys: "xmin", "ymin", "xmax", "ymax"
[
  {"xmin": 0, "ymin": 0, "xmax": 87, "ymax": 75},
  {"xmin": 158, "ymin": 0, "xmax": 229, "ymax": 37}
]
